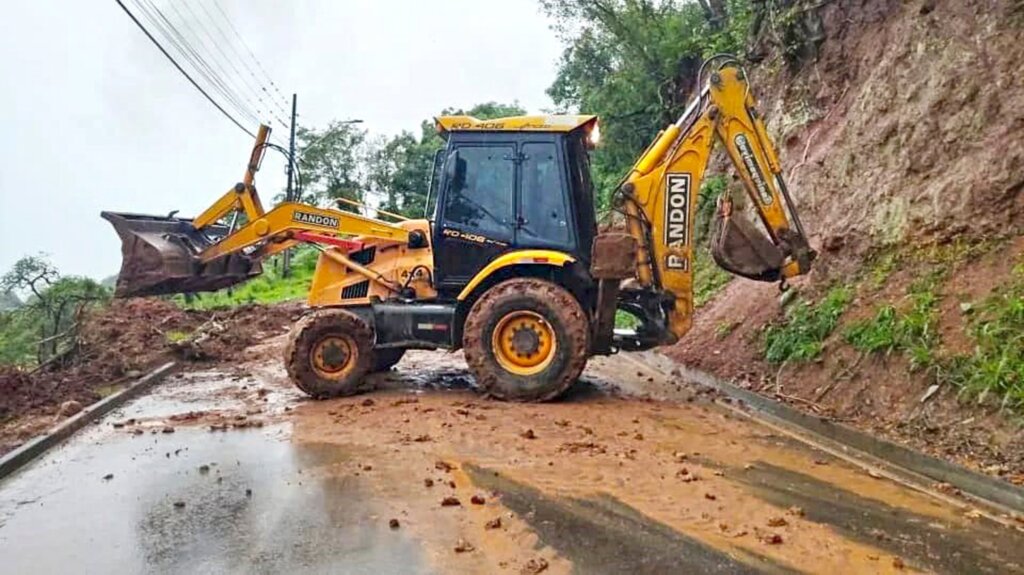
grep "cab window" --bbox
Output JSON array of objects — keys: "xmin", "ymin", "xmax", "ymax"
[
  {"xmin": 519, "ymin": 142, "xmax": 571, "ymax": 247},
  {"xmin": 442, "ymin": 145, "xmax": 515, "ymax": 240}
]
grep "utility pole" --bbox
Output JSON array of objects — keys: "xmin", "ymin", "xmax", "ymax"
[
  {"xmin": 287, "ymin": 93, "xmax": 297, "ymax": 201},
  {"xmin": 283, "ymin": 93, "xmax": 298, "ymax": 278}
]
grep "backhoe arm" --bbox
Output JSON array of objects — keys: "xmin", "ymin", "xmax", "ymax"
[{"xmin": 617, "ymin": 62, "xmax": 815, "ymax": 343}]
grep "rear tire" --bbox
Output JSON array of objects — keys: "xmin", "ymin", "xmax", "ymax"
[
  {"xmin": 371, "ymin": 348, "xmax": 405, "ymax": 372},
  {"xmin": 284, "ymin": 309, "xmax": 374, "ymax": 398},
  {"xmin": 463, "ymin": 278, "xmax": 589, "ymax": 402}
]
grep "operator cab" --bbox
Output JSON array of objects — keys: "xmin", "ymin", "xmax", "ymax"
[{"xmin": 428, "ymin": 115, "xmax": 600, "ymax": 294}]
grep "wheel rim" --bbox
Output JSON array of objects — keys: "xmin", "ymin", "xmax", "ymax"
[
  {"xmin": 310, "ymin": 334, "xmax": 358, "ymax": 379},
  {"xmin": 491, "ymin": 311, "xmax": 557, "ymax": 376}
]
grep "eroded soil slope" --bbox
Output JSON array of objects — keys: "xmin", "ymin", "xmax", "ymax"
[{"xmin": 670, "ymin": 0, "xmax": 1024, "ymax": 480}]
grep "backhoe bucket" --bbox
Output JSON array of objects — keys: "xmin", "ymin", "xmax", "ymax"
[
  {"xmin": 710, "ymin": 205, "xmax": 784, "ymax": 283},
  {"xmin": 101, "ymin": 211, "xmax": 262, "ymax": 298}
]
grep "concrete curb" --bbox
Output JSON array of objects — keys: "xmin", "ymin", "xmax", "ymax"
[
  {"xmin": 0, "ymin": 362, "xmax": 178, "ymax": 481},
  {"xmin": 628, "ymin": 352, "xmax": 1024, "ymax": 515}
]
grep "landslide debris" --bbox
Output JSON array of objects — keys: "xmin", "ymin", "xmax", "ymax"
[{"xmin": 0, "ymin": 298, "xmax": 300, "ymax": 454}]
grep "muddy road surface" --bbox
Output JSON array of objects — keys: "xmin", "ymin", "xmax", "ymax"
[{"xmin": 1, "ymin": 338, "xmax": 1021, "ymax": 574}]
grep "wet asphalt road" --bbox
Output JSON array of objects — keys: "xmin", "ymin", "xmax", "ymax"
[{"xmin": 1, "ymin": 350, "xmax": 1023, "ymax": 574}]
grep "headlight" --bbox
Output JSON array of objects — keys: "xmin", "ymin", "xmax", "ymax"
[{"xmin": 588, "ymin": 122, "xmax": 601, "ymax": 147}]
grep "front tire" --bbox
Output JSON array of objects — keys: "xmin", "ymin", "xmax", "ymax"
[
  {"xmin": 463, "ymin": 278, "xmax": 589, "ymax": 402},
  {"xmin": 284, "ymin": 309, "xmax": 375, "ymax": 398}
]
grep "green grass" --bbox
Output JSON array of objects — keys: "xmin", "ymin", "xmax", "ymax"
[
  {"xmin": 843, "ymin": 270, "xmax": 944, "ymax": 370},
  {"xmin": 763, "ymin": 285, "xmax": 852, "ymax": 364},
  {"xmin": 842, "ymin": 254, "xmax": 1024, "ymax": 411},
  {"xmin": 945, "ymin": 263, "xmax": 1024, "ymax": 409},
  {"xmin": 694, "ymin": 248, "xmax": 732, "ymax": 308},
  {"xmin": 176, "ymin": 248, "xmax": 319, "ymax": 310}
]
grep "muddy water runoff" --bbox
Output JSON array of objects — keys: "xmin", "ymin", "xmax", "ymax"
[{"xmin": 0, "ymin": 347, "xmax": 1021, "ymax": 574}]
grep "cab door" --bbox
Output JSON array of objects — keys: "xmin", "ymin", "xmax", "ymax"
[
  {"xmin": 516, "ymin": 140, "xmax": 575, "ymax": 253},
  {"xmin": 434, "ymin": 143, "xmax": 516, "ymax": 288}
]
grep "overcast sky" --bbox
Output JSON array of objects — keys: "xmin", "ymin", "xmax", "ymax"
[{"xmin": 0, "ymin": 0, "xmax": 563, "ymax": 280}]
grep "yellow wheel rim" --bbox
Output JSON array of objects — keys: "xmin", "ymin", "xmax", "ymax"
[
  {"xmin": 491, "ymin": 311, "xmax": 557, "ymax": 376},
  {"xmin": 310, "ymin": 335, "xmax": 358, "ymax": 379}
]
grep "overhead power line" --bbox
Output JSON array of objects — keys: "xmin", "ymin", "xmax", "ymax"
[
  {"xmin": 114, "ymin": 0, "xmax": 255, "ymax": 138},
  {"xmin": 184, "ymin": 0, "xmax": 291, "ymax": 130},
  {"xmin": 163, "ymin": 1, "xmax": 261, "ymax": 123},
  {"xmin": 211, "ymin": 0, "xmax": 293, "ymax": 114},
  {"xmin": 134, "ymin": 0, "xmax": 260, "ymax": 129},
  {"xmin": 196, "ymin": 0, "xmax": 291, "ymax": 121}
]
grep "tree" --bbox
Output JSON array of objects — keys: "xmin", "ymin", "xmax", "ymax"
[
  {"xmin": 443, "ymin": 101, "xmax": 527, "ymax": 121},
  {"xmin": 0, "ymin": 255, "xmax": 59, "ymax": 303},
  {"xmin": 0, "ymin": 255, "xmax": 110, "ymax": 365},
  {"xmin": 541, "ymin": 0, "xmax": 753, "ymax": 206},
  {"xmin": 295, "ymin": 120, "xmax": 368, "ymax": 208},
  {"xmin": 363, "ymin": 102, "xmax": 527, "ymax": 218}
]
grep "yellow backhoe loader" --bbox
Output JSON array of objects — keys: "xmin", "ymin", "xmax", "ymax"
[{"xmin": 103, "ymin": 56, "xmax": 815, "ymax": 402}]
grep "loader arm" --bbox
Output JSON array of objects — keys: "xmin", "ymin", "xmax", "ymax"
[
  {"xmin": 617, "ymin": 60, "xmax": 815, "ymax": 344},
  {"xmin": 102, "ymin": 124, "xmax": 416, "ymax": 298}
]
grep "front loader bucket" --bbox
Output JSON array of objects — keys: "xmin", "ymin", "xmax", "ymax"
[{"xmin": 101, "ymin": 211, "xmax": 262, "ymax": 298}]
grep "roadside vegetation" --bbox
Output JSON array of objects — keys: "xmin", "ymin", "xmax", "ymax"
[
  {"xmin": 762, "ymin": 285, "xmax": 851, "ymax": 363},
  {"xmin": 175, "ymin": 248, "xmax": 320, "ymax": 310},
  {"xmin": 948, "ymin": 264, "xmax": 1024, "ymax": 408},
  {"xmin": 844, "ymin": 270, "xmax": 944, "ymax": 370},
  {"xmin": 759, "ymin": 238, "xmax": 1024, "ymax": 413},
  {"xmin": 0, "ymin": 255, "xmax": 110, "ymax": 368},
  {"xmin": 839, "ymin": 242, "xmax": 1024, "ymax": 408}
]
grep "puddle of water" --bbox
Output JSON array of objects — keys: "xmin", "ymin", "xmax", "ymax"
[{"xmin": 0, "ymin": 426, "xmax": 432, "ymax": 574}]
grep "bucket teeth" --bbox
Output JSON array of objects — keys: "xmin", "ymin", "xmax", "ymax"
[{"xmin": 101, "ymin": 211, "xmax": 261, "ymax": 298}]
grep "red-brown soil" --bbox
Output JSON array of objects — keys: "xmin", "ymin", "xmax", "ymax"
[
  {"xmin": 0, "ymin": 298, "xmax": 301, "ymax": 454},
  {"xmin": 667, "ymin": 240, "xmax": 1024, "ymax": 482},
  {"xmin": 667, "ymin": 0, "xmax": 1024, "ymax": 481}
]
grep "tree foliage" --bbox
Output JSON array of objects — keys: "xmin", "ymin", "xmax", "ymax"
[
  {"xmin": 0, "ymin": 255, "xmax": 110, "ymax": 366},
  {"xmin": 295, "ymin": 120, "xmax": 368, "ymax": 208},
  {"xmin": 306, "ymin": 102, "xmax": 526, "ymax": 219},
  {"xmin": 541, "ymin": 0, "xmax": 754, "ymax": 206}
]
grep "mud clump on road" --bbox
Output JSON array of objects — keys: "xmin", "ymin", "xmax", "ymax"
[{"xmin": 0, "ymin": 298, "xmax": 301, "ymax": 455}]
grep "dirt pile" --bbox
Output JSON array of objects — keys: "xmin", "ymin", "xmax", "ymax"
[
  {"xmin": 669, "ymin": 0, "xmax": 1024, "ymax": 479},
  {"xmin": 0, "ymin": 299, "xmax": 301, "ymax": 427},
  {"xmin": 0, "ymin": 367, "xmax": 53, "ymax": 419}
]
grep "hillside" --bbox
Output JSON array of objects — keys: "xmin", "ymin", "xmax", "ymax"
[{"xmin": 668, "ymin": 0, "xmax": 1024, "ymax": 481}]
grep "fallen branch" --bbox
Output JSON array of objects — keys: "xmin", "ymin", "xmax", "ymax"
[
  {"xmin": 774, "ymin": 392, "xmax": 826, "ymax": 413},
  {"xmin": 29, "ymin": 341, "xmax": 79, "ymax": 375},
  {"xmin": 33, "ymin": 323, "xmax": 78, "ymax": 347},
  {"xmin": 814, "ymin": 351, "xmax": 866, "ymax": 402}
]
